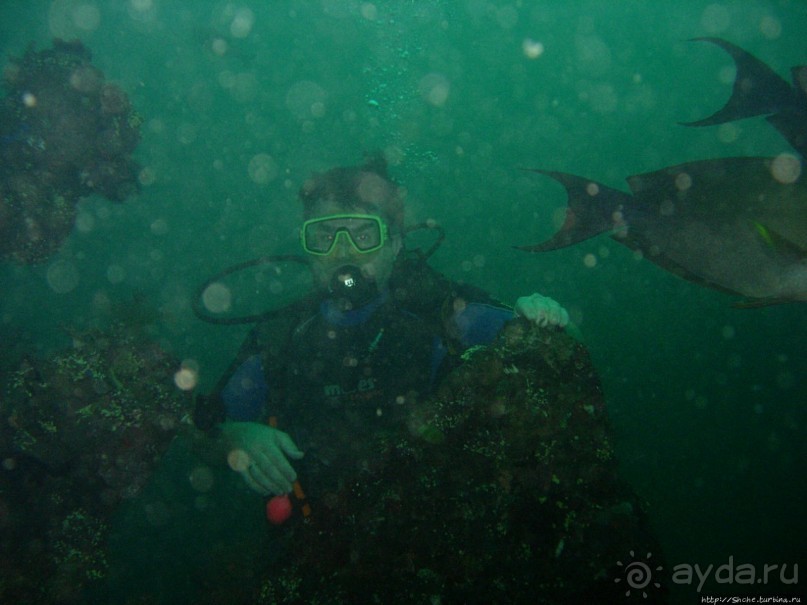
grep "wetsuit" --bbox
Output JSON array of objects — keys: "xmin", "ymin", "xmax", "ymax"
[{"xmin": 193, "ymin": 256, "xmax": 514, "ymax": 494}]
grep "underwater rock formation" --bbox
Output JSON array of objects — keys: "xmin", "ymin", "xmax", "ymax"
[
  {"xmin": 245, "ymin": 320, "xmax": 667, "ymax": 604},
  {"xmin": 0, "ymin": 38, "xmax": 141, "ymax": 264},
  {"xmin": 0, "ymin": 325, "xmax": 191, "ymax": 603}
]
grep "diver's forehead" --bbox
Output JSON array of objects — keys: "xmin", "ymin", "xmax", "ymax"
[
  {"xmin": 308, "ymin": 199, "xmax": 382, "ymax": 219},
  {"xmin": 311, "ymin": 216, "xmax": 376, "ymax": 230},
  {"xmin": 309, "ymin": 199, "xmax": 343, "ymax": 216}
]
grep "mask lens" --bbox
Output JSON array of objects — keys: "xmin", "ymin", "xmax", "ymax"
[{"xmin": 302, "ymin": 215, "xmax": 386, "ymax": 255}]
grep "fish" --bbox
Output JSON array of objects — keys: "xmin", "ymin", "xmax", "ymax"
[
  {"xmin": 517, "ymin": 157, "xmax": 807, "ymax": 305},
  {"xmin": 518, "ymin": 39, "xmax": 807, "ymax": 306},
  {"xmin": 683, "ymin": 37, "xmax": 807, "ymax": 157}
]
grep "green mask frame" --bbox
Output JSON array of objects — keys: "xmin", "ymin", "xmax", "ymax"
[{"xmin": 301, "ymin": 213, "xmax": 389, "ymax": 256}]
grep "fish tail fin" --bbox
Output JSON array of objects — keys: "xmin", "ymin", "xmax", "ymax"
[
  {"xmin": 681, "ymin": 37, "xmax": 795, "ymax": 127},
  {"xmin": 516, "ymin": 169, "xmax": 632, "ymax": 252}
]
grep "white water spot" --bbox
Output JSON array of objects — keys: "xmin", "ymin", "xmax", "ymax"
[
  {"xmin": 675, "ymin": 172, "xmax": 692, "ymax": 191},
  {"xmin": 248, "ymin": 153, "xmax": 279, "ymax": 185},
  {"xmin": 575, "ymin": 35, "xmax": 611, "ymax": 75},
  {"xmin": 211, "ymin": 37, "xmax": 228, "ymax": 56},
  {"xmin": 127, "ymin": 0, "xmax": 156, "ymax": 23},
  {"xmin": 419, "ymin": 73, "xmax": 451, "ymax": 107},
  {"xmin": 551, "ymin": 207, "xmax": 567, "ymax": 230},
  {"xmin": 770, "ymin": 153, "xmax": 801, "ymax": 184},
  {"xmin": 522, "ymin": 38, "xmax": 544, "ymax": 59},
  {"xmin": 75, "ymin": 209, "xmax": 95, "ymax": 233},
  {"xmin": 759, "ymin": 15, "xmax": 782, "ymax": 40},
  {"xmin": 106, "ymin": 264, "xmax": 126, "ymax": 284},
  {"xmin": 659, "ymin": 198, "xmax": 676, "ymax": 216},
  {"xmin": 717, "ymin": 122, "xmax": 739, "ymax": 143},
  {"xmin": 701, "ymin": 4, "xmax": 731, "ymax": 34},
  {"xmin": 360, "ymin": 3, "xmax": 378, "ymax": 20},
  {"xmin": 174, "ymin": 361, "xmax": 199, "ymax": 391},
  {"xmin": 589, "ymin": 83, "xmax": 618, "ymax": 114},
  {"xmin": 73, "ymin": 3, "xmax": 100, "ymax": 31},
  {"xmin": 285, "ymin": 80, "xmax": 327, "ymax": 119},
  {"xmin": 230, "ymin": 7, "xmax": 255, "ymax": 38},
  {"xmin": 177, "ymin": 123, "xmax": 198, "ymax": 145},
  {"xmin": 227, "ymin": 449, "xmax": 250, "ymax": 472},
  {"xmin": 202, "ymin": 282, "xmax": 232, "ymax": 314},
  {"xmin": 150, "ymin": 218, "xmax": 169, "ymax": 235},
  {"xmin": 139, "ymin": 167, "xmax": 156, "ymax": 186},
  {"xmin": 718, "ymin": 64, "xmax": 737, "ymax": 86},
  {"xmin": 46, "ymin": 259, "xmax": 79, "ymax": 293}
]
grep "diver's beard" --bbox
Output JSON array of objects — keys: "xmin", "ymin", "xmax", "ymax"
[{"xmin": 328, "ymin": 265, "xmax": 379, "ymax": 310}]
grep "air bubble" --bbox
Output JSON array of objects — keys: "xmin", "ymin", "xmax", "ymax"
[
  {"xmin": 248, "ymin": 154, "xmax": 279, "ymax": 185},
  {"xmin": 770, "ymin": 153, "xmax": 801, "ymax": 184},
  {"xmin": 202, "ymin": 282, "xmax": 232, "ymax": 314}
]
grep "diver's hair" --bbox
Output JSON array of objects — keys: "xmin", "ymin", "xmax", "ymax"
[{"xmin": 299, "ymin": 152, "xmax": 405, "ymax": 233}]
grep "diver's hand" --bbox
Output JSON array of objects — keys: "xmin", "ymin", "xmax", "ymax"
[
  {"xmin": 514, "ymin": 293, "xmax": 569, "ymax": 328},
  {"xmin": 222, "ymin": 421, "xmax": 304, "ymax": 496}
]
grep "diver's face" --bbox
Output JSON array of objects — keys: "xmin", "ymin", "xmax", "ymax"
[{"xmin": 305, "ymin": 201, "xmax": 401, "ymax": 293}]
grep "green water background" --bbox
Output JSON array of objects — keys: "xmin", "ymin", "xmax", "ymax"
[{"xmin": 1, "ymin": 1, "xmax": 805, "ymax": 602}]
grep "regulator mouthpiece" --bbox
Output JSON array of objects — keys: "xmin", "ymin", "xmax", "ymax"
[{"xmin": 329, "ymin": 265, "xmax": 377, "ymax": 308}]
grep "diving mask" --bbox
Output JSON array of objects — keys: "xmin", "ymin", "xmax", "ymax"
[{"xmin": 301, "ymin": 213, "xmax": 388, "ymax": 256}]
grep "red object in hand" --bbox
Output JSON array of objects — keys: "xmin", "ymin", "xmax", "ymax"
[{"xmin": 266, "ymin": 494, "xmax": 293, "ymax": 524}]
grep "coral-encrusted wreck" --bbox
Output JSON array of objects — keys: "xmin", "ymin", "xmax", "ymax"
[{"xmin": 229, "ymin": 321, "xmax": 667, "ymax": 604}]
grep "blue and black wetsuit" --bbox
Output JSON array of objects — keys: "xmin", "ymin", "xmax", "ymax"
[{"xmin": 193, "ymin": 257, "xmax": 514, "ymax": 492}]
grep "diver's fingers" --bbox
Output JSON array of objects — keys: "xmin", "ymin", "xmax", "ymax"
[
  {"xmin": 543, "ymin": 305, "xmax": 567, "ymax": 327},
  {"xmin": 247, "ymin": 458, "xmax": 291, "ymax": 495},
  {"xmin": 252, "ymin": 448, "xmax": 296, "ymax": 491},
  {"xmin": 276, "ymin": 431, "xmax": 305, "ymax": 460},
  {"xmin": 516, "ymin": 293, "xmax": 570, "ymax": 328},
  {"xmin": 241, "ymin": 467, "xmax": 271, "ymax": 496}
]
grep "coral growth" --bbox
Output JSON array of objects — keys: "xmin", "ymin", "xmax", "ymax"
[
  {"xmin": 0, "ymin": 39, "xmax": 141, "ymax": 263},
  {"xmin": 0, "ymin": 324, "xmax": 191, "ymax": 603}
]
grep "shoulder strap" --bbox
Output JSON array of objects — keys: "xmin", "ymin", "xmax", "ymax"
[{"xmin": 390, "ymin": 256, "xmax": 507, "ymax": 350}]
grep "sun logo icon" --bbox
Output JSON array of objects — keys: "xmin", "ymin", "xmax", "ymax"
[{"xmin": 614, "ymin": 550, "xmax": 663, "ymax": 598}]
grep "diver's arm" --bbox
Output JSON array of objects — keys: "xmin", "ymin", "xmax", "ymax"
[
  {"xmin": 447, "ymin": 293, "xmax": 582, "ymax": 347},
  {"xmin": 191, "ymin": 324, "xmax": 304, "ymax": 496},
  {"xmin": 192, "ymin": 325, "xmax": 265, "ymax": 434}
]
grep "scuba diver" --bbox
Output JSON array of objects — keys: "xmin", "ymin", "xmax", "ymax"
[{"xmin": 193, "ymin": 153, "xmax": 570, "ymax": 498}]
